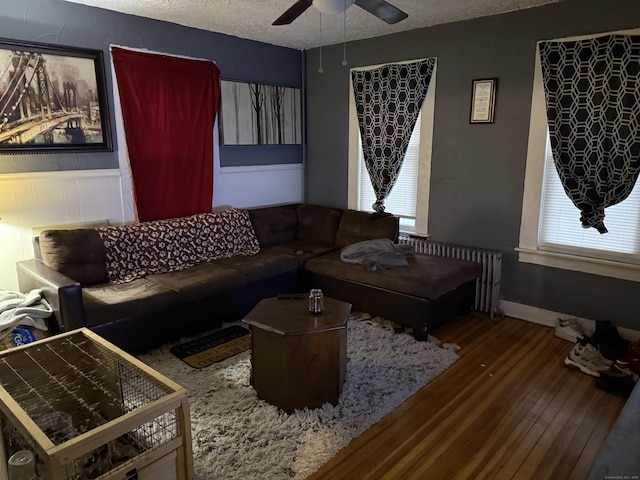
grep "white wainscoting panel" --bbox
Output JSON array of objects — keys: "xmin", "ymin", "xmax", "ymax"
[
  {"xmin": 1, "ymin": 163, "xmax": 304, "ymax": 292},
  {"xmin": 500, "ymin": 300, "xmax": 640, "ymax": 341},
  {"xmin": 0, "ymin": 170, "xmax": 125, "ymax": 291},
  {"xmin": 214, "ymin": 163, "xmax": 304, "ymax": 208}
]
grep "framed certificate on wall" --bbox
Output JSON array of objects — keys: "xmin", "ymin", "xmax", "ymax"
[{"xmin": 470, "ymin": 78, "xmax": 497, "ymax": 124}]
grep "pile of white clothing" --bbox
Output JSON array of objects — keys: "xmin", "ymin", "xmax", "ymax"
[{"xmin": 0, "ymin": 289, "xmax": 53, "ymax": 339}]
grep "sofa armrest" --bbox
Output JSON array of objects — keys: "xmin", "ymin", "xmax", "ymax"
[{"xmin": 16, "ymin": 259, "xmax": 86, "ymax": 332}]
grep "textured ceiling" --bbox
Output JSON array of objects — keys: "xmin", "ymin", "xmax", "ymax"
[{"xmin": 63, "ymin": 0, "xmax": 562, "ymax": 50}]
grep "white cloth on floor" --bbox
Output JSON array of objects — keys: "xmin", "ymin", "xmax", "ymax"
[{"xmin": 0, "ymin": 289, "xmax": 52, "ymax": 338}]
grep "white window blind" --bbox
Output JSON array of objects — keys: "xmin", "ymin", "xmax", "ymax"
[
  {"xmin": 538, "ymin": 134, "xmax": 640, "ymax": 263},
  {"xmin": 357, "ymin": 113, "xmax": 421, "ymax": 227}
]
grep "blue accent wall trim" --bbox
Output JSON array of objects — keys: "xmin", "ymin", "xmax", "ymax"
[{"xmin": 220, "ymin": 145, "xmax": 303, "ymax": 167}]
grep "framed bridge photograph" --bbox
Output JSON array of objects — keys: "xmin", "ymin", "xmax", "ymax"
[{"xmin": 0, "ymin": 38, "xmax": 112, "ymax": 153}]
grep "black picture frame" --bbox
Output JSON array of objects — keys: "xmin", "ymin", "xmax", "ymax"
[
  {"xmin": 470, "ymin": 78, "xmax": 498, "ymax": 124},
  {"xmin": 0, "ymin": 38, "xmax": 112, "ymax": 153}
]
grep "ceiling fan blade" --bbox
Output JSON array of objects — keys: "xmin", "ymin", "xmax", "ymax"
[
  {"xmin": 273, "ymin": 0, "xmax": 313, "ymax": 25},
  {"xmin": 354, "ymin": 0, "xmax": 408, "ymax": 24}
]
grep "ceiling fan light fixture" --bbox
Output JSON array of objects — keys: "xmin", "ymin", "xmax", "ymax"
[
  {"xmin": 313, "ymin": 0, "xmax": 355, "ymax": 15},
  {"xmin": 273, "ymin": 0, "xmax": 406, "ymax": 26}
]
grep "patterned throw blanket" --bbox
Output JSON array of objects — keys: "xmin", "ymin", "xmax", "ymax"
[{"xmin": 97, "ymin": 208, "xmax": 260, "ymax": 283}]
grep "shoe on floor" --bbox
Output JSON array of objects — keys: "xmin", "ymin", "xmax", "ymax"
[
  {"xmin": 591, "ymin": 320, "xmax": 629, "ymax": 361},
  {"xmin": 564, "ymin": 341, "xmax": 611, "ymax": 377},
  {"xmin": 577, "ymin": 337, "xmax": 614, "ymax": 367},
  {"xmin": 595, "ymin": 370, "xmax": 637, "ymax": 398},
  {"xmin": 555, "ymin": 317, "xmax": 591, "ymax": 343},
  {"xmin": 615, "ymin": 351, "xmax": 640, "ymax": 379}
]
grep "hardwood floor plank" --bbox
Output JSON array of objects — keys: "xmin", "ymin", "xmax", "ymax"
[
  {"xmin": 371, "ymin": 322, "xmax": 549, "ymax": 479},
  {"xmin": 511, "ymin": 372, "xmax": 593, "ymax": 478},
  {"xmin": 453, "ymin": 331, "xmax": 572, "ymax": 480},
  {"xmin": 305, "ymin": 314, "xmax": 627, "ymax": 480},
  {"xmin": 402, "ymin": 328, "xmax": 554, "ymax": 479},
  {"xmin": 530, "ymin": 376, "xmax": 603, "ymax": 479},
  {"xmin": 315, "ymin": 316, "xmax": 530, "ymax": 479},
  {"xmin": 567, "ymin": 392, "xmax": 625, "ymax": 480}
]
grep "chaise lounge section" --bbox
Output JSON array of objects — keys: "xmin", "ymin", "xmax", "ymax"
[{"xmin": 303, "ymin": 250, "xmax": 480, "ymax": 340}]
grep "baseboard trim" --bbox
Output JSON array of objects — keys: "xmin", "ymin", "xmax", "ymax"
[{"xmin": 500, "ymin": 300, "xmax": 640, "ymax": 342}]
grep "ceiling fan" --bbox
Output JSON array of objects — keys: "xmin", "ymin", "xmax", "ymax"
[{"xmin": 273, "ymin": 0, "xmax": 408, "ymax": 26}]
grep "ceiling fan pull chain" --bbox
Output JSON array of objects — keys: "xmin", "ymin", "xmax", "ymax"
[
  {"xmin": 318, "ymin": 12, "xmax": 324, "ymax": 73},
  {"xmin": 342, "ymin": 4, "xmax": 348, "ymax": 66}
]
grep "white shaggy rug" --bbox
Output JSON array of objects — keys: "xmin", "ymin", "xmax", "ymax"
[{"xmin": 138, "ymin": 314, "xmax": 459, "ymax": 480}]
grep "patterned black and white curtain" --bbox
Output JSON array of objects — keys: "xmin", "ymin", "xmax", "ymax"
[
  {"xmin": 352, "ymin": 58, "xmax": 435, "ymax": 212},
  {"xmin": 539, "ymin": 35, "xmax": 640, "ymax": 233}
]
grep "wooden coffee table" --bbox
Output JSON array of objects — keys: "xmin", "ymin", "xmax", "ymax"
[{"xmin": 243, "ymin": 296, "xmax": 352, "ymax": 413}]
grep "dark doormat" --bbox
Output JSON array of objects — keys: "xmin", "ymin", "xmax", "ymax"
[{"xmin": 170, "ymin": 325, "xmax": 251, "ymax": 368}]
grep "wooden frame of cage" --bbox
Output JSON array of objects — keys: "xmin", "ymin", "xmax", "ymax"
[{"xmin": 0, "ymin": 328, "xmax": 193, "ymax": 480}]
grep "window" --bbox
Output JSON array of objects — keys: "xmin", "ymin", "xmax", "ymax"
[
  {"xmin": 358, "ymin": 114, "xmax": 422, "ymax": 231},
  {"xmin": 348, "ymin": 60, "xmax": 436, "ymax": 237},
  {"xmin": 538, "ymin": 133, "xmax": 640, "ymax": 264},
  {"xmin": 518, "ymin": 29, "xmax": 640, "ymax": 282}
]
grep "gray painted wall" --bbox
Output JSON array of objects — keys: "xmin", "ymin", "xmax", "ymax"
[
  {"xmin": 305, "ymin": 0, "xmax": 640, "ymax": 330},
  {"xmin": 0, "ymin": 0, "xmax": 302, "ymax": 173}
]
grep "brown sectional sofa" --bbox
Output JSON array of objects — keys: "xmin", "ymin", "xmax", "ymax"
[{"xmin": 16, "ymin": 203, "xmax": 482, "ymax": 353}]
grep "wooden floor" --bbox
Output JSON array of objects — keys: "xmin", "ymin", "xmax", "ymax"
[{"xmin": 306, "ymin": 313, "xmax": 626, "ymax": 480}]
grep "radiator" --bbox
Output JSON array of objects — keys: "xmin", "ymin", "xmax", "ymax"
[{"xmin": 398, "ymin": 236, "xmax": 503, "ymax": 318}]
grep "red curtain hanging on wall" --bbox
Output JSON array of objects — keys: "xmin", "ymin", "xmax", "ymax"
[{"xmin": 111, "ymin": 47, "xmax": 220, "ymax": 222}]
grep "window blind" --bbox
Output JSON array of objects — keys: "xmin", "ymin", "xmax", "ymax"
[
  {"xmin": 538, "ymin": 134, "xmax": 640, "ymax": 262},
  {"xmin": 358, "ymin": 114, "xmax": 421, "ymax": 221}
]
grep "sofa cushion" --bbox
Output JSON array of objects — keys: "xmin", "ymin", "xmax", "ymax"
[
  {"xmin": 334, "ymin": 210, "xmax": 399, "ymax": 247},
  {"xmin": 32, "ymin": 219, "xmax": 110, "ymax": 261},
  {"xmin": 296, "ymin": 204, "xmax": 341, "ymax": 245},
  {"xmin": 146, "ymin": 262, "xmax": 247, "ymax": 303},
  {"xmin": 39, "ymin": 229, "xmax": 107, "ymax": 285},
  {"xmin": 215, "ymin": 251, "xmax": 299, "ymax": 283},
  {"xmin": 265, "ymin": 241, "xmax": 337, "ymax": 266},
  {"xmin": 82, "ymin": 278, "xmax": 178, "ymax": 327},
  {"xmin": 249, "ymin": 208, "xmax": 298, "ymax": 247}
]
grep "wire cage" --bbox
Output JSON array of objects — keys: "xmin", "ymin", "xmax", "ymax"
[{"xmin": 0, "ymin": 329, "xmax": 193, "ymax": 480}]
